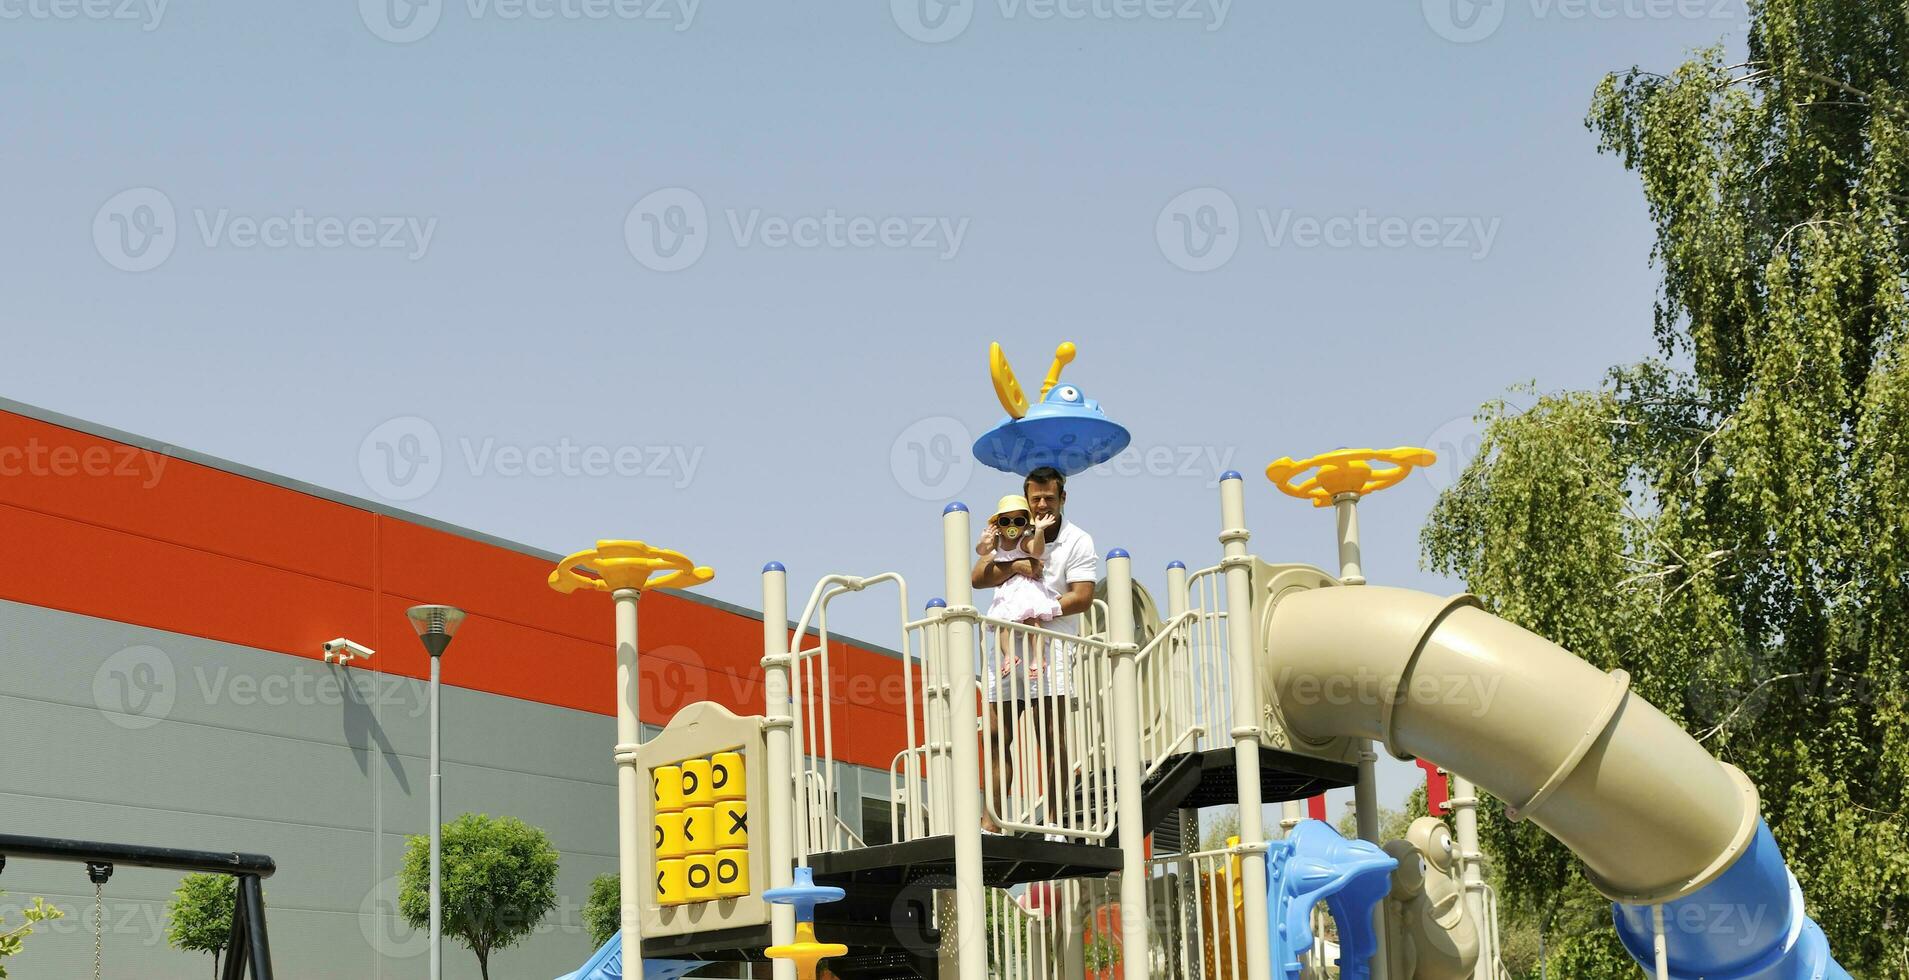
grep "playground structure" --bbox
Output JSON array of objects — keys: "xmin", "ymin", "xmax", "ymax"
[{"xmin": 550, "ymin": 345, "xmax": 1853, "ymax": 980}]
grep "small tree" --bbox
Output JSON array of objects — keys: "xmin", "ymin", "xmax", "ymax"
[
  {"xmin": 165, "ymin": 874, "xmax": 237, "ymax": 978},
  {"xmin": 0, "ymin": 892, "xmax": 64, "ymax": 979},
  {"xmin": 582, "ymin": 874, "xmax": 619, "ymax": 949},
  {"xmin": 399, "ymin": 813, "xmax": 560, "ymax": 980}
]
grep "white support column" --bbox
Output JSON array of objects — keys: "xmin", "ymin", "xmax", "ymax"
[
  {"xmin": 1651, "ymin": 904, "xmax": 1671, "ymax": 980},
  {"xmin": 612, "ymin": 588, "xmax": 644, "ymax": 978},
  {"xmin": 1333, "ymin": 493, "xmax": 1367, "ymax": 587},
  {"xmin": 1332, "ymin": 492, "xmax": 1390, "ymax": 980},
  {"xmin": 1451, "ymin": 775, "xmax": 1490, "ymax": 980},
  {"xmin": 1216, "ymin": 474, "xmax": 1273, "ymax": 980},
  {"xmin": 941, "ymin": 503, "xmax": 987, "ymax": 980},
  {"xmin": 760, "ymin": 564, "xmax": 797, "ymax": 980},
  {"xmin": 1106, "ymin": 550, "xmax": 1150, "ymax": 980}
]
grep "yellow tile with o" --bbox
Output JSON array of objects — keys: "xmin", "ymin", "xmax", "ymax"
[
  {"xmin": 680, "ymin": 759, "xmax": 715, "ymax": 806},
  {"xmin": 684, "ymin": 853, "xmax": 717, "ymax": 903},
  {"xmin": 655, "ymin": 811, "xmax": 692, "ymax": 859},
  {"xmin": 655, "ymin": 859, "xmax": 688, "ymax": 906},
  {"xmin": 710, "ymin": 752, "xmax": 745, "ymax": 801},
  {"xmin": 714, "ymin": 849, "xmax": 749, "ymax": 898},
  {"xmin": 713, "ymin": 801, "xmax": 748, "ymax": 849},
  {"xmin": 653, "ymin": 766, "xmax": 684, "ymax": 812}
]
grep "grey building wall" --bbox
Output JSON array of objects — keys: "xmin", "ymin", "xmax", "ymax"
[{"xmin": 0, "ymin": 598, "xmax": 892, "ymax": 980}]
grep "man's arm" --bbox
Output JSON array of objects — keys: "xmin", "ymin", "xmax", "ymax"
[
  {"xmin": 972, "ymin": 555, "xmax": 1042, "ymax": 589},
  {"xmin": 1056, "ymin": 580, "xmax": 1094, "ymax": 617}
]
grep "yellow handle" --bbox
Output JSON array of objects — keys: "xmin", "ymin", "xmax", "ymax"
[
  {"xmin": 990, "ymin": 342, "xmax": 1029, "ymax": 419},
  {"xmin": 766, "ymin": 923, "xmax": 847, "ymax": 980},
  {"xmin": 1265, "ymin": 447, "xmax": 1438, "ymax": 507},
  {"xmin": 547, "ymin": 540, "xmax": 715, "ymax": 594}
]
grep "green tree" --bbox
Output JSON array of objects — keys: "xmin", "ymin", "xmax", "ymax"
[
  {"xmin": 1423, "ymin": 2, "xmax": 1909, "ymax": 973},
  {"xmin": 165, "ymin": 874, "xmax": 237, "ymax": 978},
  {"xmin": 399, "ymin": 813, "xmax": 561, "ymax": 980},
  {"xmin": 0, "ymin": 892, "xmax": 64, "ymax": 979},
  {"xmin": 582, "ymin": 873, "xmax": 619, "ymax": 950}
]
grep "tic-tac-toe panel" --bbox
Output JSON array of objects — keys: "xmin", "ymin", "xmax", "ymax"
[{"xmin": 633, "ymin": 701, "xmax": 770, "ymax": 939}]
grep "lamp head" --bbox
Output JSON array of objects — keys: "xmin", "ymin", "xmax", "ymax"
[{"xmin": 405, "ymin": 604, "xmax": 466, "ymax": 658}]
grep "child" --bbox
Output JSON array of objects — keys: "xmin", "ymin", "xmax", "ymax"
[
  {"xmin": 978, "ymin": 493, "xmax": 1062, "ymax": 642},
  {"xmin": 976, "ymin": 494, "xmax": 1062, "ymax": 833}
]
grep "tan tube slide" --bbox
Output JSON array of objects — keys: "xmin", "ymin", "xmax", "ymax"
[{"xmin": 1260, "ymin": 586, "xmax": 1760, "ymax": 904}]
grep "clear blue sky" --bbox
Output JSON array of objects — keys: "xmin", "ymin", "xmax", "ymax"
[{"xmin": 2, "ymin": 0, "xmax": 1746, "ymax": 817}]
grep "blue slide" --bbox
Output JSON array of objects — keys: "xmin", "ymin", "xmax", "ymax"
[
  {"xmin": 556, "ymin": 932, "xmax": 705, "ymax": 980},
  {"xmin": 1612, "ymin": 820, "xmax": 1851, "ymax": 980}
]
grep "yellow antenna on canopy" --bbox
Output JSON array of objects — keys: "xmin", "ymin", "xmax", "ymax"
[{"xmin": 1040, "ymin": 341, "xmax": 1076, "ymax": 398}]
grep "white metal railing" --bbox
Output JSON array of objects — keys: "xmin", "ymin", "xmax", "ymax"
[
  {"xmin": 1147, "ymin": 844, "xmax": 1255, "ymax": 980},
  {"xmin": 984, "ymin": 878, "xmax": 1124, "ymax": 980},
  {"xmin": 787, "ymin": 572, "xmax": 911, "ymax": 862},
  {"xmin": 975, "ymin": 614, "xmax": 1120, "ymax": 840}
]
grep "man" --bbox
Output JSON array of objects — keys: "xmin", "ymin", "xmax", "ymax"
[{"xmin": 971, "ymin": 466, "xmax": 1098, "ymax": 833}]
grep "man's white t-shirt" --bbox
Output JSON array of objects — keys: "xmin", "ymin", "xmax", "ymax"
[{"xmin": 1041, "ymin": 518, "xmax": 1099, "ymax": 640}]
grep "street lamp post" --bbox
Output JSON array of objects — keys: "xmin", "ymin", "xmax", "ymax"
[{"xmin": 407, "ymin": 604, "xmax": 467, "ymax": 980}]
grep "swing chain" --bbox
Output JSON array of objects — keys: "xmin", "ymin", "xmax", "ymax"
[{"xmin": 85, "ymin": 862, "xmax": 113, "ymax": 980}]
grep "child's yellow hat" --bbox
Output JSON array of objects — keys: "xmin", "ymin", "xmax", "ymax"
[{"xmin": 993, "ymin": 494, "xmax": 1032, "ymax": 518}]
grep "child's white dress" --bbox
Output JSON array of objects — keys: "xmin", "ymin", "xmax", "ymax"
[
  {"xmin": 984, "ymin": 545, "xmax": 1063, "ymax": 702},
  {"xmin": 985, "ymin": 545, "xmax": 1062, "ymax": 623}
]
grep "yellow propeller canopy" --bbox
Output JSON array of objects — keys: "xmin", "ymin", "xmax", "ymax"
[
  {"xmin": 1265, "ymin": 447, "xmax": 1438, "ymax": 507},
  {"xmin": 546, "ymin": 540, "xmax": 714, "ymax": 594}
]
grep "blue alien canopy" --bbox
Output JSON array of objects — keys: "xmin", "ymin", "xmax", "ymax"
[{"xmin": 972, "ymin": 342, "xmax": 1131, "ymax": 477}]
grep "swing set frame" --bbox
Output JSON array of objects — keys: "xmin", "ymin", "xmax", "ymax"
[{"xmin": 0, "ymin": 832, "xmax": 277, "ymax": 979}]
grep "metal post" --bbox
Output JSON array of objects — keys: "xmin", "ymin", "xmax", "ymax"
[
  {"xmin": 429, "ymin": 653, "xmax": 442, "ymax": 980},
  {"xmin": 1106, "ymin": 550, "xmax": 1149, "ymax": 980},
  {"xmin": 613, "ymin": 588, "xmax": 644, "ymax": 978},
  {"xmin": 1651, "ymin": 904, "xmax": 1670, "ymax": 980},
  {"xmin": 239, "ymin": 873, "xmax": 275, "ymax": 980},
  {"xmin": 941, "ymin": 503, "xmax": 986, "ymax": 980},
  {"xmin": 1216, "ymin": 474, "xmax": 1272, "ymax": 980},
  {"xmin": 1332, "ymin": 493, "xmax": 1367, "ymax": 587},
  {"xmin": 760, "ymin": 563, "xmax": 797, "ymax": 980},
  {"xmin": 1451, "ymin": 775, "xmax": 1490, "ymax": 980},
  {"xmin": 1333, "ymin": 491, "xmax": 1389, "ymax": 979}
]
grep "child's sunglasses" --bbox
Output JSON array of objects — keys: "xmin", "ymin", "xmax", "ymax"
[{"xmin": 995, "ymin": 515, "xmax": 1029, "ymax": 527}]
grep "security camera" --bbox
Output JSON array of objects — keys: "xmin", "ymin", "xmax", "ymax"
[{"xmin": 323, "ymin": 638, "xmax": 374, "ymax": 664}]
